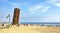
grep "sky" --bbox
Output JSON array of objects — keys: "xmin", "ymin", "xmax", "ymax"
[{"xmin": 0, "ymin": 0, "xmax": 60, "ymax": 22}]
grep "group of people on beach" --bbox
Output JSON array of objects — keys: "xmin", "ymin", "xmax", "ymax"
[
  {"xmin": 0, "ymin": 23, "xmax": 28, "ymax": 29},
  {"xmin": 0, "ymin": 23, "xmax": 60, "ymax": 29}
]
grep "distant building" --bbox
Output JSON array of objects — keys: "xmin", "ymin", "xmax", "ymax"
[{"xmin": 12, "ymin": 8, "xmax": 20, "ymax": 25}]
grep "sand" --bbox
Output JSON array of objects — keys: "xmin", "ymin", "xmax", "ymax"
[{"xmin": 0, "ymin": 25, "xmax": 60, "ymax": 33}]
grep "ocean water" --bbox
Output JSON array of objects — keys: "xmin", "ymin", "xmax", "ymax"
[
  {"xmin": 0, "ymin": 22, "xmax": 60, "ymax": 26},
  {"xmin": 20, "ymin": 22, "xmax": 60, "ymax": 26},
  {"xmin": 0, "ymin": 22, "xmax": 60, "ymax": 24},
  {"xmin": 20, "ymin": 22, "xmax": 60, "ymax": 24}
]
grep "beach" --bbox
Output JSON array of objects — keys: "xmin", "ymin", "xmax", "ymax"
[{"xmin": 0, "ymin": 25, "xmax": 60, "ymax": 33}]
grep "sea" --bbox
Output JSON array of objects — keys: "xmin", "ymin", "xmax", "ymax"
[
  {"xmin": 0, "ymin": 22, "xmax": 60, "ymax": 26},
  {"xmin": 20, "ymin": 22, "xmax": 60, "ymax": 26}
]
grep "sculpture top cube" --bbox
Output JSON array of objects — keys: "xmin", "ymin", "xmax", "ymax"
[{"xmin": 12, "ymin": 8, "xmax": 20, "ymax": 25}]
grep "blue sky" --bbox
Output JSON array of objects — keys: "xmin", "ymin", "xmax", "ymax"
[{"xmin": 0, "ymin": 0, "xmax": 60, "ymax": 22}]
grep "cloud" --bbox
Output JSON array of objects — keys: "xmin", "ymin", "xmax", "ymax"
[
  {"xmin": 28, "ymin": 5, "xmax": 43, "ymax": 14},
  {"xmin": 46, "ymin": 0, "xmax": 60, "ymax": 6},
  {"xmin": 28, "ymin": 5, "xmax": 51, "ymax": 14},
  {"xmin": 10, "ymin": 2, "xmax": 28, "ymax": 6},
  {"xmin": 54, "ymin": 3, "xmax": 60, "ymax": 6},
  {"xmin": 40, "ymin": 6, "xmax": 50, "ymax": 13},
  {"xmin": 42, "ymin": 14, "xmax": 60, "ymax": 22},
  {"xmin": 28, "ymin": 5, "xmax": 43, "ymax": 11},
  {"xmin": 46, "ymin": 0, "xmax": 59, "ymax": 3},
  {"xmin": 10, "ymin": 2, "xmax": 20, "ymax": 7},
  {"xmin": 0, "ymin": 0, "xmax": 7, "ymax": 2},
  {"xmin": 0, "ymin": 0, "xmax": 19, "ymax": 6},
  {"xmin": 0, "ymin": 0, "xmax": 28, "ymax": 7}
]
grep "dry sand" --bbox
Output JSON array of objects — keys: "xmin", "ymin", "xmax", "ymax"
[{"xmin": 0, "ymin": 25, "xmax": 60, "ymax": 33}]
